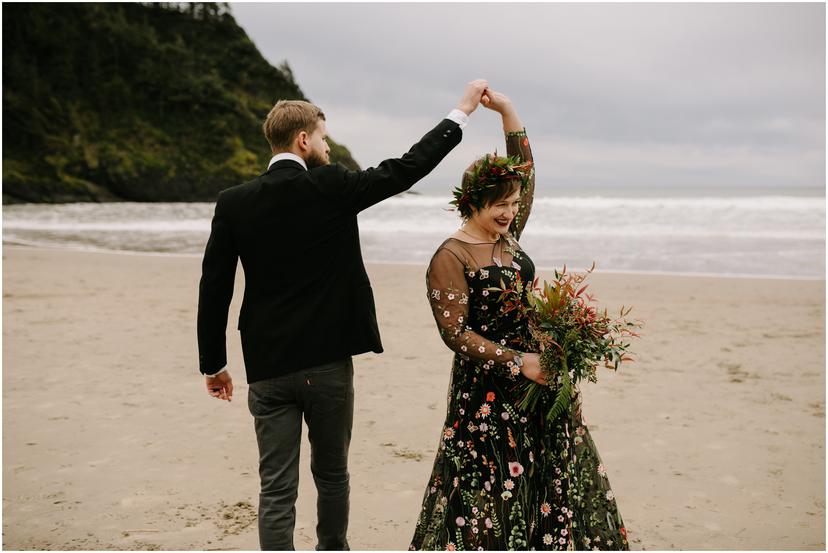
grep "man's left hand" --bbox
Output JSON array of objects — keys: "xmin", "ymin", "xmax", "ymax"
[{"xmin": 206, "ymin": 371, "xmax": 234, "ymax": 402}]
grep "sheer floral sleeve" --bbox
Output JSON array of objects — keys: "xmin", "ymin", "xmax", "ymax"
[
  {"xmin": 426, "ymin": 247, "xmax": 523, "ymax": 379},
  {"xmin": 506, "ymin": 129, "xmax": 535, "ymax": 240}
]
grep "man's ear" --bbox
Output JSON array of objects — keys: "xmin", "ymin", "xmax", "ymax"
[{"xmin": 296, "ymin": 130, "xmax": 310, "ymax": 151}]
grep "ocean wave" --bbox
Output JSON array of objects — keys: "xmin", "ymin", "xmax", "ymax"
[
  {"xmin": 379, "ymin": 194, "xmax": 826, "ymax": 211},
  {"xmin": 3, "ymin": 220, "xmax": 209, "ymax": 232},
  {"xmin": 3, "ymin": 198, "xmax": 824, "ymax": 277}
]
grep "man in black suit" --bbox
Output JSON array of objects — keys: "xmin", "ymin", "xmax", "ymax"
[{"xmin": 197, "ymin": 79, "xmax": 489, "ymax": 550}]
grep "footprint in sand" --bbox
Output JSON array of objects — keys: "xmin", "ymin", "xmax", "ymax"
[
  {"xmin": 392, "ymin": 448, "xmax": 424, "ymax": 461},
  {"xmin": 770, "ymin": 392, "xmax": 793, "ymax": 402},
  {"xmin": 380, "ymin": 441, "xmax": 424, "ymax": 461},
  {"xmin": 215, "ymin": 500, "xmax": 257, "ymax": 536},
  {"xmin": 718, "ymin": 361, "xmax": 756, "ymax": 383}
]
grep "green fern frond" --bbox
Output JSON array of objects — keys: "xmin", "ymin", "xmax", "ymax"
[{"xmin": 546, "ymin": 369, "xmax": 572, "ymax": 423}]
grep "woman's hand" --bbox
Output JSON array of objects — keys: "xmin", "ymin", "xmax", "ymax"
[
  {"xmin": 481, "ymin": 88, "xmax": 523, "ymax": 132},
  {"xmin": 480, "ymin": 89, "xmax": 514, "ymax": 115},
  {"xmin": 519, "ymin": 352, "xmax": 547, "ymax": 385}
]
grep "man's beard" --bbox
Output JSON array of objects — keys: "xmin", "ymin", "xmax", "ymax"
[{"xmin": 306, "ymin": 149, "xmax": 329, "ymax": 169}]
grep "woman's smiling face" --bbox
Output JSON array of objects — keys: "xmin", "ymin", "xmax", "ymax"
[{"xmin": 468, "ymin": 188, "xmax": 521, "ymax": 237}]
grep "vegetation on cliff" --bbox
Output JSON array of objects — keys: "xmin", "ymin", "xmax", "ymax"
[{"xmin": 2, "ymin": 2, "xmax": 359, "ymax": 203}]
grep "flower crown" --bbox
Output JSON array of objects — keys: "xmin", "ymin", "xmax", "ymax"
[{"xmin": 449, "ymin": 153, "xmax": 534, "ymax": 213}]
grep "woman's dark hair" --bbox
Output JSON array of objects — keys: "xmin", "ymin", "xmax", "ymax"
[{"xmin": 456, "ymin": 156, "xmax": 522, "ymax": 220}]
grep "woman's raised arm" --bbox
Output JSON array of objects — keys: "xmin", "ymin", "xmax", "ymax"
[{"xmin": 481, "ymin": 90, "xmax": 535, "ymax": 240}]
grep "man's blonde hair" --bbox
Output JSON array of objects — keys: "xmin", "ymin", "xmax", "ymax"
[{"xmin": 262, "ymin": 100, "xmax": 325, "ymax": 152}]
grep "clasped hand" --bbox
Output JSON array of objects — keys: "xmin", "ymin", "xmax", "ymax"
[
  {"xmin": 457, "ymin": 80, "xmax": 519, "ymax": 136},
  {"xmin": 456, "ymin": 79, "xmax": 515, "ymax": 115}
]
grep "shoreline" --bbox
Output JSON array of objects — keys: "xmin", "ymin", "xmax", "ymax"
[
  {"xmin": 3, "ymin": 187, "xmax": 826, "ymax": 204},
  {"xmin": 3, "ymin": 243, "xmax": 825, "ymax": 282}
]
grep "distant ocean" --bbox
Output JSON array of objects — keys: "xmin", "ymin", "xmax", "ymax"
[{"xmin": 3, "ymin": 193, "xmax": 825, "ymax": 279}]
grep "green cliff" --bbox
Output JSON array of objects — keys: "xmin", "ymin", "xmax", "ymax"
[{"xmin": 2, "ymin": 2, "xmax": 360, "ymax": 203}]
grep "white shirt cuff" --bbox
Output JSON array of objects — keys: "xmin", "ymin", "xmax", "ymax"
[
  {"xmin": 205, "ymin": 366, "xmax": 228, "ymax": 377},
  {"xmin": 446, "ymin": 108, "xmax": 469, "ymax": 129}
]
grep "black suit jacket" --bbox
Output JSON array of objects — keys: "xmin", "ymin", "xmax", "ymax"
[{"xmin": 197, "ymin": 118, "xmax": 462, "ymax": 383}]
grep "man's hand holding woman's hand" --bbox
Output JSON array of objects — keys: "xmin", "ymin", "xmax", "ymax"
[
  {"xmin": 456, "ymin": 82, "xmax": 523, "ymax": 134},
  {"xmin": 457, "ymin": 79, "xmax": 489, "ymax": 115}
]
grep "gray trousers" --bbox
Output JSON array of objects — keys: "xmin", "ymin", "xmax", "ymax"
[{"xmin": 247, "ymin": 358, "xmax": 354, "ymax": 551}]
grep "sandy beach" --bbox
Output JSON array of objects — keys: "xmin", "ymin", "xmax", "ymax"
[{"xmin": 2, "ymin": 245, "xmax": 824, "ymax": 550}]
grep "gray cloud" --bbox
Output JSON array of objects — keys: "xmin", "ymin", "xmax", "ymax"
[{"xmin": 232, "ymin": 2, "xmax": 825, "ymax": 193}]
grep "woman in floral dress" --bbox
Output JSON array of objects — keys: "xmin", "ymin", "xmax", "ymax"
[{"xmin": 410, "ymin": 90, "xmax": 630, "ymax": 551}]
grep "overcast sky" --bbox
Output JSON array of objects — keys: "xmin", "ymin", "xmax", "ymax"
[{"xmin": 232, "ymin": 2, "xmax": 825, "ymax": 195}]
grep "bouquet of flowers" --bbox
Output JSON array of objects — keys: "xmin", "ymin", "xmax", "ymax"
[{"xmin": 507, "ymin": 264, "xmax": 642, "ymax": 422}]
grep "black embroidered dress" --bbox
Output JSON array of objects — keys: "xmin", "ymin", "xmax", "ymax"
[{"xmin": 410, "ymin": 131, "xmax": 629, "ymax": 551}]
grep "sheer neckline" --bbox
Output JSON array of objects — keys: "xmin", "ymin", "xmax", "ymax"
[
  {"xmin": 447, "ymin": 237, "xmax": 498, "ymax": 245},
  {"xmin": 436, "ymin": 236, "xmax": 527, "ymax": 276}
]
